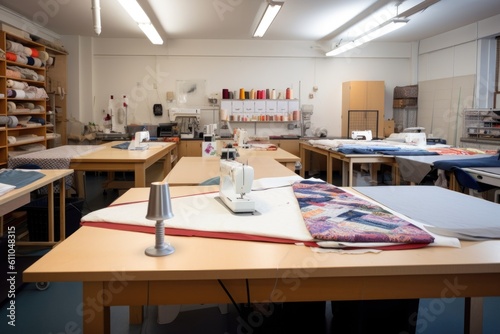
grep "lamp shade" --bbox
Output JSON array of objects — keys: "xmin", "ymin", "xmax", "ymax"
[{"xmin": 146, "ymin": 182, "xmax": 174, "ymax": 221}]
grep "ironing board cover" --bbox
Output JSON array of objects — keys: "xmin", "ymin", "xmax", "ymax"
[{"xmin": 292, "ymin": 180, "xmax": 435, "ymax": 244}]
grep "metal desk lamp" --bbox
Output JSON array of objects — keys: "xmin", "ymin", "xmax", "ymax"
[{"xmin": 145, "ymin": 182, "xmax": 175, "ymax": 256}]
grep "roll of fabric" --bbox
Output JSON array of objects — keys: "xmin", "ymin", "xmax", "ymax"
[
  {"xmin": 16, "ymin": 54, "xmax": 28, "ymax": 65},
  {"xmin": 0, "ymin": 116, "xmax": 18, "ymax": 128},
  {"xmin": 7, "ymin": 89, "xmax": 16, "ymax": 98},
  {"xmin": 6, "ymin": 52, "xmax": 17, "ymax": 61},
  {"xmin": 13, "ymin": 89, "xmax": 26, "ymax": 98},
  {"xmin": 23, "ymin": 46, "xmax": 32, "ymax": 56},
  {"xmin": 6, "ymin": 40, "xmax": 24, "ymax": 53},
  {"xmin": 6, "ymin": 68, "xmax": 22, "ymax": 79},
  {"xmin": 24, "ymin": 89, "xmax": 35, "ymax": 99},
  {"xmin": 38, "ymin": 51, "xmax": 49, "ymax": 62},
  {"xmin": 37, "ymin": 74, "xmax": 45, "ymax": 82},
  {"xmin": 7, "ymin": 101, "xmax": 16, "ymax": 112},
  {"xmin": 23, "ymin": 102, "xmax": 35, "ymax": 109},
  {"xmin": 26, "ymin": 56, "xmax": 35, "ymax": 66},
  {"xmin": 47, "ymin": 57, "xmax": 54, "ymax": 66},
  {"xmin": 7, "ymin": 79, "xmax": 28, "ymax": 89},
  {"xmin": 33, "ymin": 57, "xmax": 43, "ymax": 67}
]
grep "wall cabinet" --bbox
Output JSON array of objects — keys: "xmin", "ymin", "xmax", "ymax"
[
  {"xmin": 460, "ymin": 108, "xmax": 500, "ymax": 148},
  {"xmin": 0, "ymin": 30, "xmax": 67, "ymax": 167},
  {"xmin": 341, "ymin": 81, "xmax": 385, "ymax": 139},
  {"xmin": 221, "ymin": 99, "xmax": 301, "ymax": 122}
]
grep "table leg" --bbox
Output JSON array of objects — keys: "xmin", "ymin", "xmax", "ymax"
[
  {"xmin": 83, "ymin": 281, "xmax": 111, "ymax": 334},
  {"xmin": 47, "ymin": 183, "xmax": 54, "ymax": 243},
  {"xmin": 75, "ymin": 171, "xmax": 86, "ymax": 198},
  {"xmin": 342, "ymin": 161, "xmax": 348, "ymax": 186},
  {"xmin": 299, "ymin": 146, "xmax": 306, "ymax": 178},
  {"xmin": 129, "ymin": 306, "xmax": 143, "ymax": 324},
  {"xmin": 135, "ymin": 165, "xmax": 147, "ymax": 188},
  {"xmin": 370, "ymin": 163, "xmax": 379, "ymax": 185},
  {"xmin": 348, "ymin": 161, "xmax": 354, "ymax": 187},
  {"xmin": 59, "ymin": 178, "xmax": 66, "ymax": 241},
  {"xmin": 326, "ymin": 154, "xmax": 332, "ymax": 184},
  {"xmin": 464, "ymin": 297, "xmax": 483, "ymax": 334}
]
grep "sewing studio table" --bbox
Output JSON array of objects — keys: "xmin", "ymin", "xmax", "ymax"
[
  {"xmin": 0, "ymin": 169, "xmax": 73, "ymax": 246},
  {"xmin": 23, "ymin": 184, "xmax": 500, "ymax": 333},
  {"xmin": 462, "ymin": 167, "xmax": 500, "ymax": 188},
  {"xmin": 164, "ymin": 156, "xmax": 297, "ymax": 186},
  {"xmin": 68, "ymin": 141, "xmax": 177, "ymax": 195},
  {"xmin": 8, "ymin": 142, "xmax": 177, "ymax": 196},
  {"xmin": 237, "ymin": 147, "xmax": 300, "ymax": 171},
  {"xmin": 299, "ymin": 141, "xmax": 398, "ymax": 186}
]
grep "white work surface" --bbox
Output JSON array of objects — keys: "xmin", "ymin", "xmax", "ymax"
[
  {"xmin": 462, "ymin": 167, "xmax": 500, "ymax": 188},
  {"xmin": 356, "ymin": 185, "xmax": 500, "ymax": 240}
]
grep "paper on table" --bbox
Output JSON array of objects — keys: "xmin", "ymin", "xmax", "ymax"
[{"xmin": 0, "ymin": 182, "xmax": 15, "ymax": 196}]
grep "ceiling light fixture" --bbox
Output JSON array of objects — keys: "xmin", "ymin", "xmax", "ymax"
[
  {"xmin": 326, "ymin": 18, "xmax": 408, "ymax": 57},
  {"xmin": 91, "ymin": 0, "xmax": 101, "ymax": 35},
  {"xmin": 253, "ymin": 0, "xmax": 284, "ymax": 38},
  {"xmin": 117, "ymin": 0, "xmax": 163, "ymax": 45}
]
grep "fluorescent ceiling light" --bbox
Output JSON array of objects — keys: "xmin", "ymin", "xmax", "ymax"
[
  {"xmin": 326, "ymin": 18, "xmax": 409, "ymax": 56},
  {"xmin": 253, "ymin": 1, "xmax": 284, "ymax": 38},
  {"xmin": 117, "ymin": 0, "xmax": 164, "ymax": 45},
  {"xmin": 138, "ymin": 23, "xmax": 163, "ymax": 45}
]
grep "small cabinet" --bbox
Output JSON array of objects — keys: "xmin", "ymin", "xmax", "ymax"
[
  {"xmin": 269, "ymin": 139, "xmax": 300, "ymax": 156},
  {"xmin": 178, "ymin": 140, "xmax": 202, "ymax": 158}
]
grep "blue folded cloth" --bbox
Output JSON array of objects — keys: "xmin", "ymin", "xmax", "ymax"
[
  {"xmin": 433, "ymin": 155, "xmax": 500, "ymax": 171},
  {"xmin": 0, "ymin": 169, "xmax": 45, "ymax": 188},
  {"xmin": 112, "ymin": 142, "xmax": 130, "ymax": 149}
]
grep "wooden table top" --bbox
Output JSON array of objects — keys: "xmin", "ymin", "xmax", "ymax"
[
  {"xmin": 23, "ymin": 184, "xmax": 500, "ymax": 284},
  {"xmin": 164, "ymin": 156, "xmax": 297, "ymax": 185}
]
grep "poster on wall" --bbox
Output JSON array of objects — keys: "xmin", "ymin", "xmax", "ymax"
[{"xmin": 176, "ymin": 80, "xmax": 206, "ymax": 106}]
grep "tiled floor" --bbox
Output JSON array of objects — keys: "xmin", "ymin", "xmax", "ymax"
[{"xmin": 1, "ymin": 173, "xmax": 499, "ymax": 333}]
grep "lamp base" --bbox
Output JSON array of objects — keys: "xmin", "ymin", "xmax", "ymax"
[{"xmin": 145, "ymin": 244, "xmax": 175, "ymax": 257}]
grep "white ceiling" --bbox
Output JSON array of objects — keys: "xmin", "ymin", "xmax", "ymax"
[{"xmin": 1, "ymin": 0, "xmax": 499, "ymax": 47}]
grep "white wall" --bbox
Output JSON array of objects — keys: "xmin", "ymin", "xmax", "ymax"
[
  {"xmin": 417, "ymin": 13, "xmax": 500, "ymax": 146},
  {"xmin": 64, "ymin": 37, "xmax": 413, "ymax": 138}
]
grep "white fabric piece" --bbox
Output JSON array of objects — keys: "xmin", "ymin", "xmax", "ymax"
[{"xmin": 82, "ymin": 186, "xmax": 315, "ymax": 242}]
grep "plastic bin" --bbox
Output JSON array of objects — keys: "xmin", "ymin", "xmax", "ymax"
[{"xmin": 23, "ymin": 196, "xmax": 84, "ymax": 241}]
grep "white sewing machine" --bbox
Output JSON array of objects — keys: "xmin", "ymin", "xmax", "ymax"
[
  {"xmin": 169, "ymin": 108, "xmax": 201, "ymax": 139},
  {"xmin": 219, "ymin": 159, "xmax": 255, "ymax": 213},
  {"xmin": 128, "ymin": 131, "xmax": 149, "ymax": 150},
  {"xmin": 351, "ymin": 130, "xmax": 373, "ymax": 141},
  {"xmin": 234, "ymin": 128, "xmax": 249, "ymax": 148}
]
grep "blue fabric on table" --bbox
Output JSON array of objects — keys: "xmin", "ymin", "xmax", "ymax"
[
  {"xmin": 380, "ymin": 150, "xmax": 439, "ymax": 156},
  {"xmin": 0, "ymin": 169, "xmax": 44, "ymax": 188},
  {"xmin": 112, "ymin": 142, "xmax": 130, "ymax": 149},
  {"xmin": 433, "ymin": 155, "xmax": 500, "ymax": 171}
]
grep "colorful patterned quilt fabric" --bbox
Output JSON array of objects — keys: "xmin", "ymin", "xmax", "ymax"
[{"xmin": 292, "ymin": 180, "xmax": 435, "ymax": 244}]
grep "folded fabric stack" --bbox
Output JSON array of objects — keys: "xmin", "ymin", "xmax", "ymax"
[
  {"xmin": 7, "ymin": 65, "xmax": 44, "ymax": 82},
  {"xmin": 5, "ymin": 40, "xmax": 50, "ymax": 68},
  {"xmin": 7, "ymin": 86, "xmax": 48, "ymax": 99}
]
